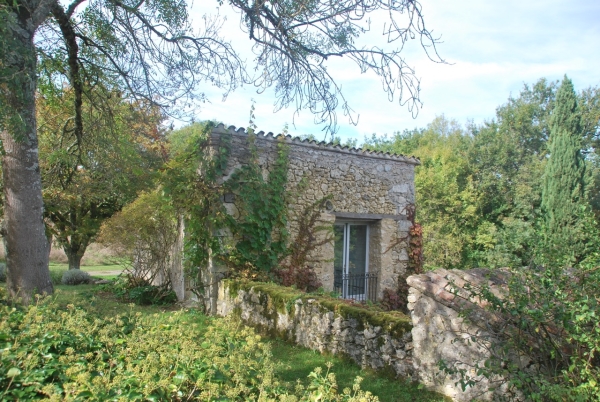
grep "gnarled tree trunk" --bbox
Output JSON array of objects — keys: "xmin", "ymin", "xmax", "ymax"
[
  {"xmin": 1, "ymin": 9, "xmax": 53, "ymax": 303},
  {"xmin": 65, "ymin": 246, "xmax": 85, "ymax": 270}
]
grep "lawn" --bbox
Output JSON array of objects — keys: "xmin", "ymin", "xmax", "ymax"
[
  {"xmin": 49, "ymin": 262, "xmax": 125, "ymax": 273},
  {"xmin": 1, "ymin": 284, "xmax": 447, "ymax": 401},
  {"xmin": 271, "ymin": 340, "xmax": 445, "ymax": 401}
]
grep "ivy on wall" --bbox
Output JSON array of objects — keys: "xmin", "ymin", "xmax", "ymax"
[
  {"xmin": 162, "ymin": 123, "xmax": 296, "ymax": 286},
  {"xmin": 162, "ymin": 121, "xmax": 230, "ymax": 275},
  {"xmin": 222, "ymin": 132, "xmax": 290, "ymax": 275}
]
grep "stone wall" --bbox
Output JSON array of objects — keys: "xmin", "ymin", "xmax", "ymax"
[
  {"xmin": 207, "ymin": 124, "xmax": 419, "ymax": 300},
  {"xmin": 216, "ymin": 280, "xmax": 415, "ymax": 378},
  {"xmin": 215, "ymin": 271, "xmax": 518, "ymax": 401},
  {"xmin": 407, "ymin": 268, "xmax": 512, "ymax": 401}
]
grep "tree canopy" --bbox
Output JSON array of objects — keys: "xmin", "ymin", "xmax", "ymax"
[
  {"xmin": 366, "ymin": 77, "xmax": 600, "ymax": 270},
  {"xmin": 540, "ymin": 77, "xmax": 590, "ymax": 264},
  {"xmin": 38, "ymin": 87, "xmax": 166, "ymax": 270}
]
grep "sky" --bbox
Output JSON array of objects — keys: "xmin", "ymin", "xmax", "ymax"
[{"xmin": 187, "ymin": 0, "xmax": 600, "ymax": 142}]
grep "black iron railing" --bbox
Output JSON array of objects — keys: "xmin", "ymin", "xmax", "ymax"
[{"xmin": 333, "ymin": 270, "xmax": 379, "ymax": 302}]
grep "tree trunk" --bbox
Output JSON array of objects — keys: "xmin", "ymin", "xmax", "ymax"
[
  {"xmin": 0, "ymin": 13, "xmax": 53, "ymax": 303},
  {"xmin": 65, "ymin": 244, "xmax": 86, "ymax": 270}
]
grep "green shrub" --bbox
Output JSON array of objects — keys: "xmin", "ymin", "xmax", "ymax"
[
  {"xmin": 61, "ymin": 269, "xmax": 93, "ymax": 285},
  {"xmin": 102, "ymin": 277, "xmax": 177, "ymax": 305},
  {"xmin": 440, "ymin": 262, "xmax": 600, "ymax": 401},
  {"xmin": 128, "ymin": 285, "xmax": 177, "ymax": 305},
  {"xmin": 49, "ymin": 269, "xmax": 66, "ymax": 285},
  {"xmin": 0, "ymin": 263, "xmax": 5, "ymax": 282},
  {"xmin": 0, "ymin": 289, "xmax": 379, "ymax": 401}
]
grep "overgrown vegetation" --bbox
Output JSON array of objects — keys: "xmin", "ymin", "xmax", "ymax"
[
  {"xmin": 222, "ymin": 132, "xmax": 290, "ymax": 275},
  {"xmin": 276, "ymin": 196, "xmax": 334, "ymax": 292},
  {"xmin": 38, "ymin": 89, "xmax": 165, "ymax": 271},
  {"xmin": 365, "ymin": 77, "xmax": 600, "ymax": 270},
  {"xmin": 101, "ymin": 121, "xmax": 332, "ymax": 298},
  {"xmin": 0, "ymin": 285, "xmax": 441, "ymax": 401},
  {"xmin": 438, "ymin": 260, "xmax": 600, "ymax": 401},
  {"xmin": 369, "ymin": 77, "xmax": 600, "ymax": 400}
]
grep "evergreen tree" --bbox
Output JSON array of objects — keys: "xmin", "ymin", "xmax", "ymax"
[{"xmin": 540, "ymin": 76, "xmax": 588, "ymax": 264}]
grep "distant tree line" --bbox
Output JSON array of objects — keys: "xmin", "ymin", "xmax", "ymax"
[{"xmin": 365, "ymin": 76, "xmax": 600, "ymax": 269}]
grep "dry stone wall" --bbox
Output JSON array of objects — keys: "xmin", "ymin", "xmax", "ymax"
[
  {"xmin": 216, "ymin": 280, "xmax": 416, "ymax": 378},
  {"xmin": 407, "ymin": 268, "xmax": 513, "ymax": 401},
  {"xmin": 215, "ymin": 271, "xmax": 518, "ymax": 401}
]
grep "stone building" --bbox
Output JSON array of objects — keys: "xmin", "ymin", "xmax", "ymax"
[{"xmin": 179, "ymin": 124, "xmax": 419, "ymax": 307}]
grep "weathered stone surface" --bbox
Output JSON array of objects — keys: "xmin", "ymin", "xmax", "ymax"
[
  {"xmin": 216, "ymin": 281, "xmax": 415, "ymax": 379},
  {"xmin": 206, "ymin": 124, "xmax": 418, "ymax": 300},
  {"xmin": 407, "ymin": 268, "xmax": 514, "ymax": 401}
]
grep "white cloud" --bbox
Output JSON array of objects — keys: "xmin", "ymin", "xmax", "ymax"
[{"xmin": 184, "ymin": 0, "xmax": 600, "ymax": 142}]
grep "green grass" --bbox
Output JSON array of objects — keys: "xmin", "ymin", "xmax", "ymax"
[
  {"xmin": 50, "ymin": 262, "xmax": 125, "ymax": 273},
  {"xmin": 271, "ymin": 340, "xmax": 446, "ymax": 401}
]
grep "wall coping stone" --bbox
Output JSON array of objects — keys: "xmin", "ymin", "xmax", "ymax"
[{"xmin": 217, "ymin": 280, "xmax": 416, "ymax": 378}]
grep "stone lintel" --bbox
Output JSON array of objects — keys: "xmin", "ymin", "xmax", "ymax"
[{"xmin": 330, "ymin": 212, "xmax": 407, "ymax": 221}]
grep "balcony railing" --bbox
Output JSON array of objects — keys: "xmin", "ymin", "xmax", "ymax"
[{"xmin": 333, "ymin": 270, "xmax": 379, "ymax": 302}]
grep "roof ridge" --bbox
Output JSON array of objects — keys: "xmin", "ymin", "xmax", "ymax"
[{"xmin": 212, "ymin": 123, "xmax": 420, "ymax": 165}]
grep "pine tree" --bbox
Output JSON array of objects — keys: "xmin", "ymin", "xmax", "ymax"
[{"xmin": 540, "ymin": 76, "xmax": 588, "ymax": 264}]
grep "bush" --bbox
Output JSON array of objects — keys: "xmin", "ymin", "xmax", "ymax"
[
  {"xmin": 0, "ymin": 292, "xmax": 379, "ymax": 401},
  {"xmin": 440, "ymin": 262, "xmax": 600, "ymax": 401},
  {"xmin": 128, "ymin": 285, "xmax": 177, "ymax": 305},
  {"xmin": 276, "ymin": 265, "xmax": 322, "ymax": 292},
  {"xmin": 98, "ymin": 191, "xmax": 177, "ymax": 287},
  {"xmin": 103, "ymin": 277, "xmax": 177, "ymax": 305},
  {"xmin": 61, "ymin": 269, "xmax": 93, "ymax": 285},
  {"xmin": 0, "ymin": 263, "xmax": 5, "ymax": 282},
  {"xmin": 50, "ymin": 269, "xmax": 66, "ymax": 285},
  {"xmin": 381, "ymin": 288, "xmax": 403, "ymax": 311}
]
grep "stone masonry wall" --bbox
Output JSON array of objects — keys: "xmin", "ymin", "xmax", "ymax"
[
  {"xmin": 215, "ymin": 272, "xmax": 520, "ymax": 401},
  {"xmin": 407, "ymin": 268, "xmax": 513, "ymax": 401},
  {"xmin": 217, "ymin": 280, "xmax": 415, "ymax": 379},
  {"xmin": 208, "ymin": 124, "xmax": 419, "ymax": 299}
]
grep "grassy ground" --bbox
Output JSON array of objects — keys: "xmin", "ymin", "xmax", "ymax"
[
  {"xmin": 49, "ymin": 262, "xmax": 125, "ymax": 273},
  {"xmin": 271, "ymin": 340, "xmax": 445, "ymax": 401},
  {"xmin": 2, "ymin": 284, "xmax": 447, "ymax": 401}
]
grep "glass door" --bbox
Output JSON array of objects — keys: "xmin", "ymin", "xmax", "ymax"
[{"xmin": 334, "ymin": 223, "xmax": 369, "ymax": 299}]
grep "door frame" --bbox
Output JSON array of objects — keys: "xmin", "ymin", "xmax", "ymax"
[{"xmin": 334, "ymin": 221, "xmax": 370, "ymax": 299}]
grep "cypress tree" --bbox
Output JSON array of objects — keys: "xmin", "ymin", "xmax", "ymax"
[{"xmin": 540, "ymin": 76, "xmax": 587, "ymax": 263}]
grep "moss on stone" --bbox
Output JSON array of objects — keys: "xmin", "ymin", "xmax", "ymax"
[
  {"xmin": 224, "ymin": 280, "xmax": 412, "ymax": 338},
  {"xmin": 244, "ymin": 282, "xmax": 304, "ymax": 314}
]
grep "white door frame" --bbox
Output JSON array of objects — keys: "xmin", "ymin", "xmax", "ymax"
[{"xmin": 334, "ymin": 222, "xmax": 369, "ymax": 299}]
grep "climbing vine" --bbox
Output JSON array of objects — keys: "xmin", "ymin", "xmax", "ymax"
[
  {"xmin": 161, "ymin": 121, "xmax": 230, "ymax": 274},
  {"xmin": 276, "ymin": 194, "xmax": 334, "ymax": 292},
  {"xmin": 382, "ymin": 204, "xmax": 423, "ymax": 312},
  {"xmin": 222, "ymin": 133, "xmax": 290, "ymax": 276},
  {"xmin": 162, "ymin": 122, "xmax": 292, "ymax": 287}
]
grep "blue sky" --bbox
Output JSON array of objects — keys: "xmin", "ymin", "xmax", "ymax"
[{"xmin": 189, "ymin": 0, "xmax": 600, "ymax": 142}]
